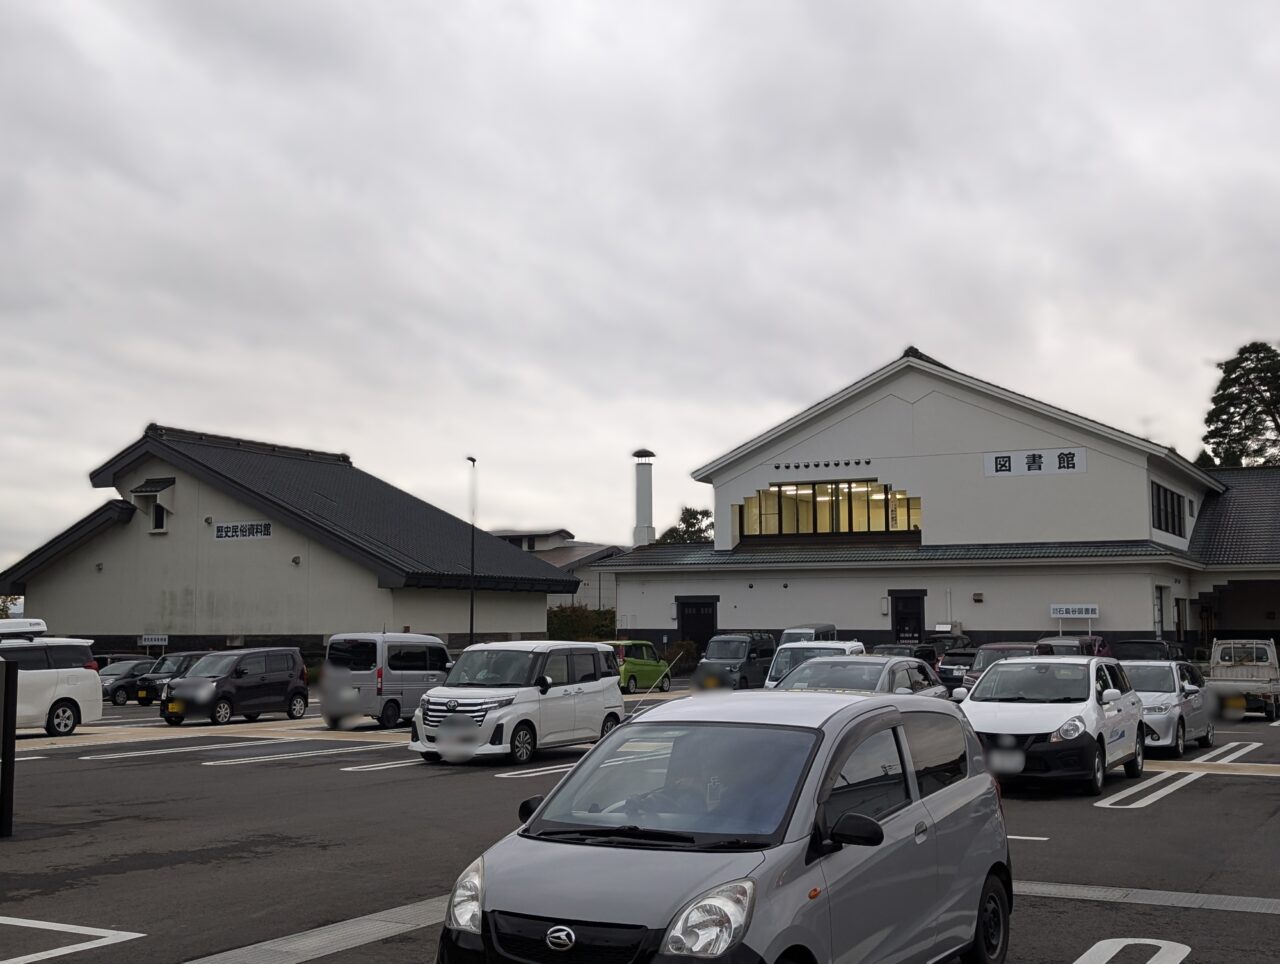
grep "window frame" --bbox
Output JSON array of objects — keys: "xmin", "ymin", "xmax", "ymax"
[
  {"xmin": 571, "ymin": 651, "xmax": 599, "ymax": 684},
  {"xmin": 239, "ymin": 653, "xmax": 268, "ymax": 676},
  {"xmin": 0, "ymin": 646, "xmax": 51, "ymax": 671},
  {"xmin": 901, "ymin": 711, "xmax": 969, "ymax": 800},
  {"xmin": 822, "ymin": 726, "xmax": 914, "ymax": 828}
]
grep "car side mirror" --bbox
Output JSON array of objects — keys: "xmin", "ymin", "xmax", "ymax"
[
  {"xmin": 1102, "ymin": 687, "xmax": 1122, "ymax": 704},
  {"xmin": 894, "ymin": 687, "xmax": 914, "ymax": 696},
  {"xmin": 952, "ymin": 687, "xmax": 969, "ymax": 701},
  {"xmin": 234, "ymin": 666, "xmax": 247, "ymax": 678},
  {"xmin": 518, "ymin": 795, "xmax": 544, "ymax": 823},
  {"xmin": 748, "ymin": 651, "xmax": 759, "ymax": 660},
  {"xmin": 537, "ymin": 675, "xmax": 553, "ymax": 695},
  {"xmin": 1183, "ymin": 683, "xmax": 1200, "ymax": 695},
  {"xmin": 829, "ymin": 812, "xmax": 884, "ymax": 847},
  {"xmin": 445, "ymin": 662, "xmax": 455, "ymax": 671}
]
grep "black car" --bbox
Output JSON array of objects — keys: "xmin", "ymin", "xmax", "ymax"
[
  {"xmin": 99, "ymin": 659, "xmax": 155, "ymax": 705},
  {"xmin": 1112, "ymin": 639, "xmax": 1172, "ymax": 661},
  {"xmin": 937, "ymin": 647, "xmax": 978, "ymax": 690},
  {"xmin": 692, "ymin": 632, "xmax": 777, "ymax": 689},
  {"xmin": 131, "ymin": 650, "xmax": 210, "ymax": 706},
  {"xmin": 872, "ymin": 643, "xmax": 938, "ymax": 663},
  {"xmin": 161, "ymin": 647, "xmax": 308, "ymax": 726}
]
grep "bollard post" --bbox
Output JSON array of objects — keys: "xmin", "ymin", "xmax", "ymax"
[{"xmin": 0, "ymin": 660, "xmax": 15, "ymax": 838}]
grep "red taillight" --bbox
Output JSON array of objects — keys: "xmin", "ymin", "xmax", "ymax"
[
  {"xmin": 85, "ymin": 659, "xmax": 100, "ymax": 672},
  {"xmin": 376, "ymin": 665, "xmax": 383, "ymax": 696},
  {"xmin": 301, "ymin": 664, "xmax": 309, "ymax": 685}
]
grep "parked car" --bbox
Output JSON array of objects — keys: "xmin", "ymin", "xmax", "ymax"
[
  {"xmin": 98, "ymin": 658, "xmax": 155, "ymax": 706},
  {"xmin": 921, "ymin": 632, "xmax": 971, "ymax": 665},
  {"xmin": 779, "ymin": 622, "xmax": 838, "ymax": 644},
  {"xmin": 320, "ymin": 632, "xmax": 450, "ymax": 728},
  {"xmin": 955, "ymin": 655, "xmax": 1145, "ymax": 795},
  {"xmin": 92, "ymin": 652, "xmax": 151, "ymax": 668},
  {"xmin": 1125, "ymin": 660, "xmax": 1215, "ymax": 756},
  {"xmin": 440, "ymin": 691, "xmax": 1012, "ymax": 964},
  {"xmin": 161, "ymin": 648, "xmax": 308, "ymax": 726},
  {"xmin": 612, "ymin": 640, "xmax": 672, "ymax": 694},
  {"xmin": 765, "ymin": 639, "xmax": 867, "ymax": 688},
  {"xmin": 775, "ymin": 655, "xmax": 949, "ymax": 698},
  {"xmin": 1039, "ymin": 634, "xmax": 1114, "ymax": 658},
  {"xmin": 131, "ymin": 651, "xmax": 210, "ymax": 706},
  {"xmin": 939, "ymin": 647, "xmax": 978, "ymax": 690},
  {"xmin": 409, "ymin": 641, "xmax": 625, "ymax": 764},
  {"xmin": 691, "ymin": 632, "xmax": 777, "ymax": 690},
  {"xmin": 0, "ymin": 638, "xmax": 104, "ymax": 735},
  {"xmin": 1112, "ymin": 639, "xmax": 1173, "ymax": 661},
  {"xmin": 871, "ymin": 643, "xmax": 939, "ymax": 663},
  {"xmin": 961, "ymin": 642, "xmax": 1055, "ymax": 690},
  {"xmin": 1205, "ymin": 638, "xmax": 1280, "ymax": 720}
]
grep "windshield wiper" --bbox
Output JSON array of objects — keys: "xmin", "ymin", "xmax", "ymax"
[
  {"xmin": 693, "ymin": 837, "xmax": 771, "ymax": 851},
  {"xmin": 533, "ymin": 825, "xmax": 697, "ymax": 844}
]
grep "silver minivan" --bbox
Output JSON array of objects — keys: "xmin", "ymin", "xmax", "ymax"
[
  {"xmin": 320, "ymin": 632, "xmax": 450, "ymax": 729},
  {"xmin": 440, "ymin": 691, "xmax": 1012, "ymax": 964}
]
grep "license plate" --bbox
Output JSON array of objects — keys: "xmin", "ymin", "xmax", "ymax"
[
  {"xmin": 137, "ymin": 689, "xmax": 147, "ymax": 698},
  {"xmin": 702, "ymin": 677, "xmax": 720, "ymax": 689},
  {"xmin": 166, "ymin": 701, "xmax": 184, "ymax": 714},
  {"xmin": 988, "ymin": 749, "xmax": 1025, "ymax": 775}
]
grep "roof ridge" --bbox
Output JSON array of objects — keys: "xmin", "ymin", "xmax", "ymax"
[{"xmin": 146, "ymin": 423, "xmax": 351, "ymax": 465}]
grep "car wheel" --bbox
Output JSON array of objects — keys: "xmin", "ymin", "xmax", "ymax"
[
  {"xmin": 601, "ymin": 714, "xmax": 619, "ymax": 739},
  {"xmin": 1083, "ymin": 741, "xmax": 1105, "ymax": 796},
  {"xmin": 659, "ymin": 674, "xmax": 671, "ymax": 692},
  {"xmin": 1172, "ymin": 721, "xmax": 1185, "ymax": 759},
  {"xmin": 959, "ymin": 874, "xmax": 1010, "ymax": 964},
  {"xmin": 111, "ymin": 689, "xmax": 129, "ymax": 706},
  {"xmin": 164, "ymin": 715, "xmax": 185, "ymax": 726},
  {"xmin": 1199, "ymin": 720, "xmax": 1216, "ymax": 748},
  {"xmin": 323, "ymin": 715, "xmax": 342, "ymax": 730},
  {"xmin": 1267, "ymin": 701, "xmax": 1278, "ymax": 722},
  {"xmin": 1124, "ymin": 733, "xmax": 1144, "ymax": 778},
  {"xmin": 287, "ymin": 694, "xmax": 308, "ymax": 720},
  {"xmin": 137, "ymin": 698, "xmax": 153, "ymax": 707},
  {"xmin": 420, "ymin": 752, "xmax": 438, "ymax": 763},
  {"xmin": 243, "ymin": 713, "xmax": 261, "ymax": 722},
  {"xmin": 509, "ymin": 722, "xmax": 536, "ymax": 764},
  {"xmin": 625, "ymin": 675, "xmax": 638, "ymax": 695},
  {"xmin": 45, "ymin": 701, "xmax": 78, "ymax": 737},
  {"xmin": 211, "ymin": 699, "xmax": 233, "ymax": 725},
  {"xmin": 378, "ymin": 701, "xmax": 400, "ymax": 729},
  {"xmin": 736, "ymin": 676, "xmax": 748, "ymax": 690}
]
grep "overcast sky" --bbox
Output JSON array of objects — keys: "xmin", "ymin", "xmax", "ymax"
[{"xmin": 2, "ymin": 1, "xmax": 1278, "ymax": 567}]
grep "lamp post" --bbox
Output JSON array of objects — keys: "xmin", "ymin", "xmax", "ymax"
[{"xmin": 467, "ymin": 456, "xmax": 477, "ymax": 647}]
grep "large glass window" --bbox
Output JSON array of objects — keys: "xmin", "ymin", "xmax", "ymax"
[
  {"xmin": 737, "ymin": 479, "xmax": 921, "ymax": 538},
  {"xmin": 1151, "ymin": 482, "xmax": 1185, "ymax": 537}
]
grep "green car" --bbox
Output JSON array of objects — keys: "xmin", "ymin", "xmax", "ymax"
[{"xmin": 612, "ymin": 641, "xmax": 672, "ymax": 694}]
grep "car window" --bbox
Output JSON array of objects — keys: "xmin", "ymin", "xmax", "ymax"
[
  {"xmin": 891, "ymin": 667, "xmax": 913, "ymax": 693},
  {"xmin": 48, "ymin": 645, "xmax": 94, "ymax": 669},
  {"xmin": 0, "ymin": 647, "xmax": 49, "ymax": 671},
  {"xmin": 544, "ymin": 653, "xmax": 570, "ymax": 686},
  {"xmin": 1176, "ymin": 664, "xmax": 1194, "ymax": 689},
  {"xmin": 902, "ymin": 713, "xmax": 968, "ymax": 798},
  {"xmin": 909, "ymin": 663, "xmax": 936, "ymax": 691},
  {"xmin": 1186, "ymin": 663, "xmax": 1205, "ymax": 688},
  {"xmin": 267, "ymin": 652, "xmax": 293, "ymax": 674},
  {"xmin": 826, "ymin": 729, "xmax": 911, "ymax": 824},
  {"xmin": 240, "ymin": 654, "xmax": 267, "ymax": 676},
  {"xmin": 597, "ymin": 650, "xmax": 620, "ymax": 678},
  {"xmin": 1105, "ymin": 664, "xmax": 1131, "ymax": 693},
  {"xmin": 572, "ymin": 652, "xmax": 598, "ymax": 684},
  {"xmin": 427, "ymin": 646, "xmax": 450, "ymax": 672},
  {"xmin": 1094, "ymin": 667, "xmax": 1110, "ymax": 701},
  {"xmin": 386, "ymin": 645, "xmax": 428, "ymax": 672},
  {"xmin": 327, "ymin": 638, "xmax": 377, "ymax": 672}
]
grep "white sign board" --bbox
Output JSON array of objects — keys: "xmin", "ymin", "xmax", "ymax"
[
  {"xmin": 140, "ymin": 634, "xmax": 169, "ymax": 648},
  {"xmin": 1050, "ymin": 603, "xmax": 1099, "ymax": 619},
  {"xmin": 214, "ymin": 521, "xmax": 273, "ymax": 540},
  {"xmin": 984, "ymin": 447, "xmax": 1087, "ymax": 477}
]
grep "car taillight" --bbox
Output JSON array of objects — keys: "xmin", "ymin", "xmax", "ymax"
[
  {"xmin": 376, "ymin": 665, "xmax": 383, "ymax": 696},
  {"xmin": 85, "ymin": 659, "xmax": 100, "ymax": 671},
  {"xmin": 301, "ymin": 664, "xmax": 309, "ymax": 684}
]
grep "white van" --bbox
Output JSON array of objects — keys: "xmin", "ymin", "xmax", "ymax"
[
  {"xmin": 0, "ymin": 633, "xmax": 104, "ymax": 736},
  {"xmin": 765, "ymin": 639, "xmax": 867, "ymax": 688},
  {"xmin": 408, "ymin": 641, "xmax": 625, "ymax": 764},
  {"xmin": 320, "ymin": 632, "xmax": 451, "ymax": 728}
]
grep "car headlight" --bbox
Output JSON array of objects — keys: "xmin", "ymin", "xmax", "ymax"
[
  {"xmin": 446, "ymin": 857, "xmax": 484, "ymax": 934},
  {"xmin": 664, "ymin": 878, "xmax": 754, "ymax": 957},
  {"xmin": 1143, "ymin": 704, "xmax": 1170, "ymax": 715},
  {"xmin": 1051, "ymin": 716, "xmax": 1087, "ymax": 742},
  {"xmin": 482, "ymin": 697, "xmax": 516, "ymax": 710}
]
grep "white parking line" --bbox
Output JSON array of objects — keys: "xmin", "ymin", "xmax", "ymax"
[
  {"xmin": 80, "ymin": 739, "xmax": 301, "ymax": 761},
  {"xmin": 1096, "ymin": 742, "xmax": 1261, "ymax": 809},
  {"xmin": 1008, "ymin": 835, "xmax": 1050, "ymax": 841},
  {"xmin": 203, "ymin": 744, "xmax": 394, "ymax": 766},
  {"xmin": 0, "ymin": 916, "xmax": 144, "ymax": 964},
  {"xmin": 494, "ymin": 749, "xmax": 671, "ymax": 780},
  {"xmin": 1016, "ymin": 880, "xmax": 1280, "ymax": 915},
  {"xmin": 15, "ymin": 756, "xmax": 46, "ymax": 762},
  {"xmin": 341, "ymin": 759, "xmax": 427, "ymax": 773}
]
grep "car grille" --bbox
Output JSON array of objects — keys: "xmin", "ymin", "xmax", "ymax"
[
  {"xmin": 490, "ymin": 912, "xmax": 648, "ymax": 964},
  {"xmin": 424, "ymin": 698, "xmax": 490, "ymax": 727},
  {"xmin": 977, "ymin": 732, "xmax": 1050, "ymax": 751}
]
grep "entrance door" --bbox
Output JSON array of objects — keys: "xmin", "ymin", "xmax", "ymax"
[
  {"xmin": 677, "ymin": 599, "xmax": 717, "ymax": 653},
  {"xmin": 892, "ymin": 594, "xmax": 925, "ymax": 645}
]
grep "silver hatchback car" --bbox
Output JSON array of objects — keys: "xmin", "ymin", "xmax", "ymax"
[
  {"xmin": 439, "ymin": 691, "xmax": 1012, "ymax": 964},
  {"xmin": 1125, "ymin": 660, "xmax": 1216, "ymax": 756}
]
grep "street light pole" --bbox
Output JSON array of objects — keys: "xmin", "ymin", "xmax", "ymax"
[{"xmin": 467, "ymin": 456, "xmax": 477, "ymax": 647}]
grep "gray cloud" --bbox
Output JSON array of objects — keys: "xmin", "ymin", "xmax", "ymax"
[{"xmin": 2, "ymin": 1, "xmax": 1278, "ymax": 565}]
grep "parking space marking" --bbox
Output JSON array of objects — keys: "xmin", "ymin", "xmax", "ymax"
[
  {"xmin": 185, "ymin": 894, "xmax": 449, "ymax": 964},
  {"xmin": 1016, "ymin": 880, "xmax": 1280, "ymax": 915},
  {"xmin": 202, "ymin": 743, "xmax": 395, "ymax": 766},
  {"xmin": 1072, "ymin": 939, "xmax": 1191, "ymax": 963},
  {"xmin": 1095, "ymin": 742, "xmax": 1261, "ymax": 809},
  {"xmin": 341, "ymin": 759, "xmax": 426, "ymax": 772},
  {"xmin": 80, "ymin": 739, "xmax": 301, "ymax": 761},
  {"xmin": 1008, "ymin": 835, "xmax": 1050, "ymax": 841},
  {"xmin": 0, "ymin": 916, "xmax": 145, "ymax": 964},
  {"xmin": 15, "ymin": 756, "xmax": 46, "ymax": 762},
  {"xmin": 495, "ymin": 749, "xmax": 670, "ymax": 780}
]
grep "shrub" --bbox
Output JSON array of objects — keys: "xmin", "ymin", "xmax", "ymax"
[{"xmin": 547, "ymin": 605, "xmax": 616, "ymax": 641}]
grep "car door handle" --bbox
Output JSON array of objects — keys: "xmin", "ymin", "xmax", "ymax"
[
  {"xmin": 914, "ymin": 821, "xmax": 929, "ymax": 842},
  {"xmin": 575, "ymin": 687, "xmax": 584, "ymax": 694}
]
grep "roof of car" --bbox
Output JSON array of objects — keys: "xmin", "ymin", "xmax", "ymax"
[
  {"xmin": 977, "ymin": 642, "xmax": 1039, "ymax": 650},
  {"xmin": 777, "ymin": 640, "xmax": 860, "ymax": 650},
  {"xmin": 637, "ymin": 691, "xmax": 959, "ymax": 728},
  {"xmin": 461, "ymin": 640, "xmax": 612, "ymax": 653},
  {"xmin": 1121, "ymin": 659, "xmax": 1181, "ymax": 667},
  {"xmin": 998, "ymin": 655, "xmax": 1103, "ymax": 666},
  {"xmin": 329, "ymin": 632, "xmax": 445, "ymax": 644},
  {"xmin": 0, "ymin": 637, "xmax": 93, "ymax": 646}
]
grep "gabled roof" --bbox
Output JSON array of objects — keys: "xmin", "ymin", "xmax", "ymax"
[
  {"xmin": 1, "ymin": 500, "xmax": 136, "ymax": 593},
  {"xmin": 59, "ymin": 424, "xmax": 576, "ymax": 594},
  {"xmin": 1190, "ymin": 467, "xmax": 1280, "ymax": 566},
  {"xmin": 490, "ymin": 528, "xmax": 575, "ymax": 540},
  {"xmin": 535, "ymin": 544, "xmax": 626, "ymax": 570},
  {"xmin": 692, "ymin": 347, "xmax": 1225, "ymax": 493}
]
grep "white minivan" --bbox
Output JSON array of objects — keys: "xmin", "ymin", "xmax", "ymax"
[
  {"xmin": 0, "ymin": 633, "xmax": 104, "ymax": 736},
  {"xmin": 320, "ymin": 632, "xmax": 451, "ymax": 729},
  {"xmin": 765, "ymin": 639, "xmax": 867, "ymax": 688},
  {"xmin": 408, "ymin": 641, "xmax": 625, "ymax": 764}
]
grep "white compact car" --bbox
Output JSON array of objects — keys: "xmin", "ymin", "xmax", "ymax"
[
  {"xmin": 955, "ymin": 655, "xmax": 1144, "ymax": 795},
  {"xmin": 764, "ymin": 639, "xmax": 867, "ymax": 688},
  {"xmin": 408, "ymin": 641, "xmax": 625, "ymax": 764},
  {"xmin": 0, "ymin": 636, "xmax": 104, "ymax": 736}
]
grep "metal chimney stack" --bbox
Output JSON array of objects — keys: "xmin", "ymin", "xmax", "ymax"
[{"xmin": 632, "ymin": 448, "xmax": 656, "ymax": 546}]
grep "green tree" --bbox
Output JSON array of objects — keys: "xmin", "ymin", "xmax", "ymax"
[
  {"xmin": 0, "ymin": 596, "xmax": 16, "ymax": 618},
  {"xmin": 1193, "ymin": 449, "xmax": 1217, "ymax": 468},
  {"xmin": 656, "ymin": 507, "xmax": 713, "ymax": 544},
  {"xmin": 1203, "ymin": 342, "xmax": 1280, "ymax": 466}
]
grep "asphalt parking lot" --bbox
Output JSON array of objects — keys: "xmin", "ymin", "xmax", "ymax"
[{"xmin": 2, "ymin": 697, "xmax": 1279, "ymax": 964}]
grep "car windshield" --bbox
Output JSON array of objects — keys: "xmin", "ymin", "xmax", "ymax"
[
  {"xmin": 776, "ymin": 660, "xmax": 884, "ymax": 692},
  {"xmin": 1218, "ymin": 644, "xmax": 1272, "ymax": 664},
  {"xmin": 1113, "ymin": 642, "xmax": 1168, "ymax": 660},
  {"xmin": 148, "ymin": 655, "xmax": 184, "ymax": 675},
  {"xmin": 874, "ymin": 646, "xmax": 912, "ymax": 657},
  {"xmin": 527, "ymin": 722, "xmax": 818, "ymax": 848},
  {"xmin": 704, "ymin": 639, "xmax": 747, "ymax": 661},
  {"xmin": 187, "ymin": 653, "xmax": 240, "ymax": 678},
  {"xmin": 970, "ymin": 662, "xmax": 1091, "ymax": 702},
  {"xmin": 779, "ymin": 630, "xmax": 815, "ymax": 644},
  {"xmin": 768, "ymin": 646, "xmax": 839, "ymax": 680},
  {"xmin": 1046, "ymin": 641, "xmax": 1082, "ymax": 655},
  {"xmin": 1125, "ymin": 665, "xmax": 1177, "ymax": 693},
  {"xmin": 942, "ymin": 652, "xmax": 976, "ymax": 667},
  {"xmin": 99, "ymin": 662, "xmax": 137, "ymax": 677},
  {"xmin": 972, "ymin": 647, "xmax": 1032, "ymax": 672},
  {"xmin": 445, "ymin": 649, "xmax": 536, "ymax": 687}
]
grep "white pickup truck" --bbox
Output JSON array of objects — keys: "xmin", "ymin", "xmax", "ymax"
[{"xmin": 1205, "ymin": 639, "xmax": 1280, "ymax": 721}]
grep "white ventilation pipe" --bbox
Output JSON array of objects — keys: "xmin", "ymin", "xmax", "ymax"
[{"xmin": 632, "ymin": 448, "xmax": 656, "ymax": 546}]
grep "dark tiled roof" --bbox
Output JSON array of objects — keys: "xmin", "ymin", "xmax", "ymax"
[
  {"xmin": 73, "ymin": 424, "xmax": 578, "ymax": 593},
  {"xmin": 597, "ymin": 539, "xmax": 1191, "ymax": 569},
  {"xmin": 1190, "ymin": 467, "xmax": 1280, "ymax": 566},
  {"xmin": 129, "ymin": 477, "xmax": 175, "ymax": 495}
]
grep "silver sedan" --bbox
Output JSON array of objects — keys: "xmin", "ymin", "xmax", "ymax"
[
  {"xmin": 1124, "ymin": 660, "xmax": 1215, "ymax": 757},
  {"xmin": 774, "ymin": 655, "xmax": 950, "ymax": 698}
]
